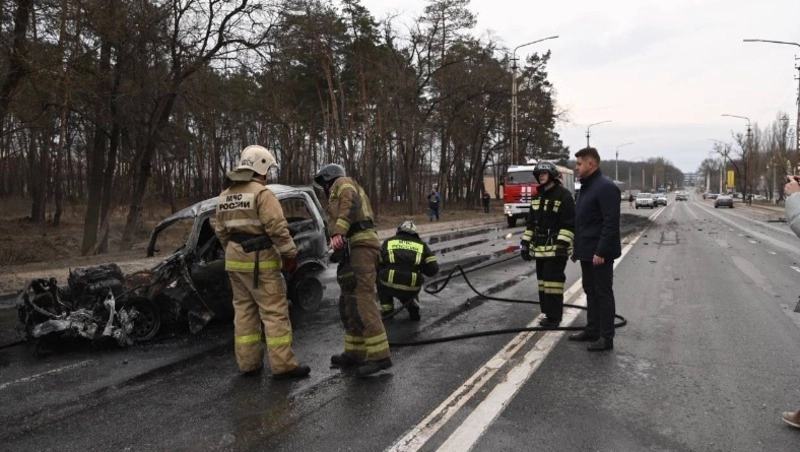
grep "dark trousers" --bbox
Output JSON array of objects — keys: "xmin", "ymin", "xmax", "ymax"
[
  {"xmin": 482, "ymin": 201, "xmax": 490, "ymax": 213},
  {"xmin": 580, "ymin": 260, "xmax": 616, "ymax": 339},
  {"xmin": 536, "ymin": 257, "xmax": 567, "ymax": 321}
]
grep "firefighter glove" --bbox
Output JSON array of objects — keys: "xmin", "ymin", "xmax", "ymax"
[
  {"xmin": 520, "ymin": 241, "xmax": 533, "ymax": 261},
  {"xmin": 282, "ymin": 256, "xmax": 298, "ymax": 274},
  {"xmin": 331, "ymin": 234, "xmax": 345, "ymax": 251}
]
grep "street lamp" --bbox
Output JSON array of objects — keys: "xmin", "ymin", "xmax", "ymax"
[
  {"xmin": 510, "ymin": 35, "xmax": 559, "ymax": 164},
  {"xmin": 615, "ymin": 142, "xmax": 633, "ymax": 183},
  {"xmin": 586, "ymin": 120, "xmax": 612, "ymax": 147},
  {"xmin": 743, "ymin": 39, "xmax": 800, "ymax": 155},
  {"xmin": 721, "ymin": 114, "xmax": 752, "ymax": 198}
]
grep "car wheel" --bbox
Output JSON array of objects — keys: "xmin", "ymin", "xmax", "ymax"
[
  {"xmin": 121, "ymin": 297, "xmax": 161, "ymax": 342},
  {"xmin": 289, "ymin": 274, "xmax": 324, "ymax": 312},
  {"xmin": 635, "ymin": 206, "xmax": 638, "ymax": 209},
  {"xmin": 507, "ymin": 217, "xmax": 517, "ymax": 228}
]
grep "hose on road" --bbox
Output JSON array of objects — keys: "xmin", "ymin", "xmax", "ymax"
[{"xmin": 387, "ymin": 253, "xmax": 627, "ymax": 347}]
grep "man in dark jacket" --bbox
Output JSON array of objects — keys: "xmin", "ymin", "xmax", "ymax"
[
  {"xmin": 520, "ymin": 161, "xmax": 575, "ymax": 328},
  {"xmin": 568, "ymin": 147, "xmax": 621, "ymax": 351},
  {"xmin": 378, "ymin": 220, "xmax": 439, "ymax": 320}
]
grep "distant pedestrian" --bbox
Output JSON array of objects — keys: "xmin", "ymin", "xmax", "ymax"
[
  {"xmin": 427, "ymin": 185, "xmax": 441, "ymax": 221},
  {"xmin": 628, "ymin": 193, "xmax": 635, "ymax": 208},
  {"xmin": 779, "ymin": 175, "xmax": 800, "ymax": 428},
  {"xmin": 568, "ymin": 147, "xmax": 621, "ymax": 352},
  {"xmin": 482, "ymin": 190, "xmax": 491, "ymax": 213}
]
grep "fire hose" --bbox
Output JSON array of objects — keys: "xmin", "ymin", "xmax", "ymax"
[{"xmin": 386, "ymin": 252, "xmax": 627, "ymax": 347}]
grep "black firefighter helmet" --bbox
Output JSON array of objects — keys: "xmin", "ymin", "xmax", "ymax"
[
  {"xmin": 313, "ymin": 164, "xmax": 346, "ymax": 194},
  {"xmin": 533, "ymin": 161, "xmax": 560, "ymax": 182}
]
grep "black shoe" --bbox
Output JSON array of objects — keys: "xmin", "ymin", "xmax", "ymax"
[
  {"xmin": 538, "ymin": 318, "xmax": 561, "ymax": 328},
  {"xmin": 272, "ymin": 364, "xmax": 311, "ymax": 380},
  {"xmin": 357, "ymin": 358, "xmax": 393, "ymax": 377},
  {"xmin": 568, "ymin": 331, "xmax": 600, "ymax": 342},
  {"xmin": 330, "ymin": 353, "xmax": 365, "ymax": 368},
  {"xmin": 587, "ymin": 338, "xmax": 613, "ymax": 351},
  {"xmin": 408, "ymin": 306, "xmax": 421, "ymax": 321}
]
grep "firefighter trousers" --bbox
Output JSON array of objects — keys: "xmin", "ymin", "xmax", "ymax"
[
  {"xmin": 337, "ymin": 246, "xmax": 391, "ymax": 362},
  {"xmin": 228, "ymin": 269, "xmax": 299, "ymax": 374},
  {"xmin": 536, "ymin": 256, "xmax": 568, "ymax": 321}
]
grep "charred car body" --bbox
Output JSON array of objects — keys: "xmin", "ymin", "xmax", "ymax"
[{"xmin": 17, "ymin": 184, "xmax": 329, "ymax": 347}]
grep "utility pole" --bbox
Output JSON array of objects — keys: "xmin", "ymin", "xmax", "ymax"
[
  {"xmin": 510, "ymin": 36, "xmax": 558, "ymax": 165},
  {"xmin": 721, "ymin": 114, "xmax": 751, "ymax": 197},
  {"xmin": 743, "ymin": 38, "xmax": 800, "ymax": 156},
  {"xmin": 615, "ymin": 142, "xmax": 633, "ymax": 183}
]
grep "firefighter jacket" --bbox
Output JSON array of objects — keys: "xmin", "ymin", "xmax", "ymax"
[
  {"xmin": 214, "ymin": 180, "xmax": 297, "ymax": 272},
  {"xmin": 522, "ymin": 183, "xmax": 576, "ymax": 258},
  {"xmin": 378, "ymin": 232, "xmax": 439, "ymax": 293},
  {"xmin": 327, "ymin": 177, "xmax": 380, "ymax": 248}
]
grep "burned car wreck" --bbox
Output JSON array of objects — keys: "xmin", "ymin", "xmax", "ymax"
[{"xmin": 17, "ymin": 184, "xmax": 330, "ymax": 347}]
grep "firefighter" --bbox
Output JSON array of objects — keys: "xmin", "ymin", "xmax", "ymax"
[
  {"xmin": 377, "ymin": 220, "xmax": 439, "ymax": 321},
  {"xmin": 313, "ymin": 164, "xmax": 392, "ymax": 377},
  {"xmin": 214, "ymin": 145, "xmax": 310, "ymax": 380},
  {"xmin": 520, "ymin": 161, "xmax": 576, "ymax": 328}
]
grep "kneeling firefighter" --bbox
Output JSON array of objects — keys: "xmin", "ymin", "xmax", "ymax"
[
  {"xmin": 520, "ymin": 161, "xmax": 576, "ymax": 328},
  {"xmin": 313, "ymin": 164, "xmax": 392, "ymax": 377},
  {"xmin": 377, "ymin": 220, "xmax": 439, "ymax": 320},
  {"xmin": 214, "ymin": 145, "xmax": 310, "ymax": 379}
]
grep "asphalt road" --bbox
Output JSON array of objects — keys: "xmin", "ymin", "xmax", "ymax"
[{"xmin": 3, "ymin": 196, "xmax": 799, "ymax": 451}]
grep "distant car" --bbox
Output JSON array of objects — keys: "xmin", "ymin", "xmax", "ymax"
[
  {"xmin": 675, "ymin": 192, "xmax": 688, "ymax": 201},
  {"xmin": 752, "ymin": 194, "xmax": 766, "ymax": 202},
  {"xmin": 655, "ymin": 193, "xmax": 668, "ymax": 206},
  {"xmin": 635, "ymin": 193, "xmax": 656, "ymax": 209},
  {"xmin": 714, "ymin": 195, "xmax": 734, "ymax": 208},
  {"xmin": 707, "ymin": 193, "xmax": 719, "ymax": 200}
]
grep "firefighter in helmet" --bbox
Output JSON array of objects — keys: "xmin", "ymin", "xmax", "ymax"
[
  {"xmin": 377, "ymin": 220, "xmax": 439, "ymax": 320},
  {"xmin": 520, "ymin": 161, "xmax": 576, "ymax": 327},
  {"xmin": 214, "ymin": 145, "xmax": 310, "ymax": 379},
  {"xmin": 313, "ymin": 164, "xmax": 392, "ymax": 377}
]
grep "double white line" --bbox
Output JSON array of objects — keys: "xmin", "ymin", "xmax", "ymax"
[{"xmin": 387, "ymin": 219, "xmax": 654, "ymax": 452}]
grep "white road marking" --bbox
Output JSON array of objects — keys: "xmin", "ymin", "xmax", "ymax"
[
  {"xmin": 791, "ymin": 266, "xmax": 800, "ymax": 273},
  {"xmin": 0, "ymin": 360, "xmax": 93, "ymax": 391},
  {"xmin": 387, "ymin": 214, "xmax": 654, "ymax": 452},
  {"xmin": 768, "ymin": 251, "xmax": 777, "ymax": 255},
  {"xmin": 749, "ymin": 240, "xmax": 757, "ymax": 244}
]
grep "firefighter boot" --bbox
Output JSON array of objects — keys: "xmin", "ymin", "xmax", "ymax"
[
  {"xmin": 357, "ymin": 358, "xmax": 393, "ymax": 377},
  {"xmin": 407, "ymin": 301, "xmax": 421, "ymax": 321},
  {"xmin": 331, "ymin": 353, "xmax": 366, "ymax": 368},
  {"xmin": 272, "ymin": 364, "xmax": 311, "ymax": 380}
]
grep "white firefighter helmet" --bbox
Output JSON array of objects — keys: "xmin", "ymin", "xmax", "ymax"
[
  {"xmin": 227, "ymin": 145, "xmax": 278, "ymax": 182},
  {"xmin": 397, "ymin": 220, "xmax": 418, "ymax": 235}
]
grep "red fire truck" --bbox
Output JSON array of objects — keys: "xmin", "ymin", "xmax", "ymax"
[{"xmin": 502, "ymin": 162, "xmax": 575, "ymax": 227}]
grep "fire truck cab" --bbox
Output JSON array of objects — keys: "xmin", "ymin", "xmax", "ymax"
[{"xmin": 502, "ymin": 161, "xmax": 575, "ymax": 227}]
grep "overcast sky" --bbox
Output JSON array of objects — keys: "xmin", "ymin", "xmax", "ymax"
[{"xmin": 359, "ymin": 0, "xmax": 800, "ymax": 173}]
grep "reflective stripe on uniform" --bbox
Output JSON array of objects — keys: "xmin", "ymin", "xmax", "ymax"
[
  {"xmin": 336, "ymin": 218, "xmax": 351, "ymax": 231},
  {"xmin": 235, "ymin": 333, "xmax": 262, "ymax": 345},
  {"xmin": 364, "ymin": 332, "xmax": 390, "ymax": 354},
  {"xmin": 522, "ymin": 230, "xmax": 534, "ymax": 241},
  {"xmin": 541, "ymin": 281, "xmax": 564, "ymax": 294},
  {"xmin": 349, "ymin": 230, "xmax": 378, "ymax": 244},
  {"xmin": 266, "ymin": 334, "xmax": 292, "ymax": 347},
  {"xmin": 223, "ymin": 218, "xmax": 263, "ymax": 228},
  {"xmin": 379, "ymin": 279, "xmax": 420, "ymax": 292},
  {"xmin": 225, "ymin": 259, "xmax": 282, "ymax": 271},
  {"xmin": 424, "ymin": 256, "xmax": 437, "ymax": 264},
  {"xmin": 345, "ymin": 334, "xmax": 366, "ymax": 352},
  {"xmin": 556, "ymin": 229, "xmax": 574, "ymax": 244}
]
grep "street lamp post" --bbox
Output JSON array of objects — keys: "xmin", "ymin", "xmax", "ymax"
[
  {"xmin": 709, "ymin": 139, "xmax": 730, "ymax": 194},
  {"xmin": 743, "ymin": 39, "xmax": 800, "ymax": 155},
  {"xmin": 510, "ymin": 35, "xmax": 558, "ymax": 164},
  {"xmin": 721, "ymin": 114, "xmax": 752, "ymax": 198},
  {"xmin": 586, "ymin": 120, "xmax": 612, "ymax": 148},
  {"xmin": 615, "ymin": 142, "xmax": 633, "ymax": 183}
]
